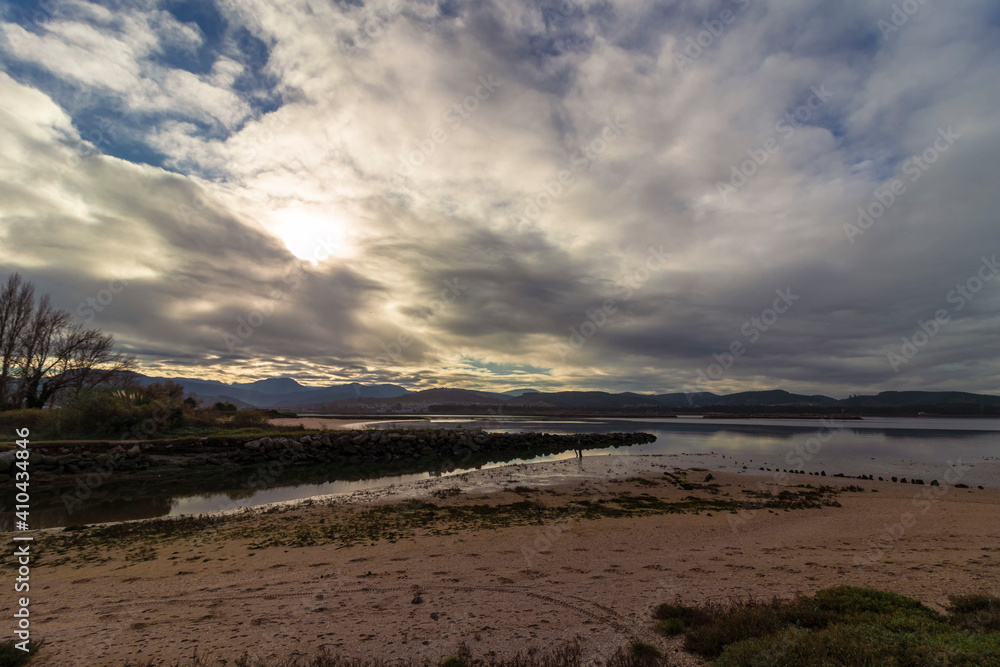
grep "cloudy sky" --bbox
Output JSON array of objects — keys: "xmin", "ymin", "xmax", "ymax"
[{"xmin": 1, "ymin": 0, "xmax": 998, "ymax": 396}]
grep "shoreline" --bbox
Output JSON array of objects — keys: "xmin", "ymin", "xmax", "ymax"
[
  {"xmin": 15, "ymin": 447, "xmax": 1000, "ymax": 536},
  {"xmin": 241, "ymin": 450, "xmax": 999, "ymax": 513},
  {"xmin": 25, "ymin": 455, "xmax": 1000, "ymax": 665},
  {"xmin": 24, "ymin": 450, "xmax": 998, "ymax": 536}
]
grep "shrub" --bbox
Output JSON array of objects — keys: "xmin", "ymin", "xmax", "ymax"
[
  {"xmin": 682, "ymin": 598, "xmax": 789, "ymax": 657},
  {"xmin": 231, "ymin": 410, "xmax": 269, "ymax": 428},
  {"xmin": 654, "ymin": 601, "xmax": 709, "ymax": 628},
  {"xmin": 628, "ymin": 641, "xmax": 661, "ymax": 657},
  {"xmin": 653, "ymin": 587, "xmax": 1000, "ymax": 666},
  {"xmin": 657, "ymin": 618, "xmax": 684, "ymax": 635},
  {"xmin": 55, "ymin": 386, "xmax": 184, "ymax": 437},
  {"xmin": 0, "ymin": 639, "xmax": 41, "ymax": 666},
  {"xmin": 0, "ymin": 409, "xmax": 52, "ymax": 436},
  {"xmin": 949, "ymin": 594, "xmax": 1000, "ymax": 631},
  {"xmin": 607, "ymin": 642, "xmax": 667, "ymax": 667},
  {"xmin": 810, "ymin": 587, "xmax": 938, "ymax": 624}
]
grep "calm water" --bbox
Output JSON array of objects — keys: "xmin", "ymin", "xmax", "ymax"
[{"xmin": 13, "ymin": 416, "xmax": 1000, "ymax": 529}]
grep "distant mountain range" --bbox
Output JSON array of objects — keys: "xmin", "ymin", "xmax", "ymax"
[
  {"xmin": 128, "ymin": 374, "xmax": 1000, "ymax": 415},
  {"xmin": 131, "ymin": 374, "xmax": 409, "ymax": 409},
  {"xmin": 653, "ymin": 389, "xmax": 839, "ymax": 408},
  {"xmin": 837, "ymin": 391, "xmax": 1000, "ymax": 408}
]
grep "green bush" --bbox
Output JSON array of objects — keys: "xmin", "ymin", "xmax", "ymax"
[
  {"xmin": 813, "ymin": 585, "xmax": 938, "ymax": 618},
  {"xmin": 627, "ymin": 642, "xmax": 661, "ymax": 658},
  {"xmin": 230, "ymin": 410, "xmax": 269, "ymax": 428},
  {"xmin": 55, "ymin": 388, "xmax": 183, "ymax": 437},
  {"xmin": 683, "ymin": 598, "xmax": 789, "ymax": 657},
  {"xmin": 713, "ymin": 622, "xmax": 985, "ymax": 666},
  {"xmin": 949, "ymin": 594, "xmax": 1000, "ymax": 632},
  {"xmin": 657, "ymin": 618, "xmax": 684, "ymax": 635},
  {"xmin": 0, "ymin": 639, "xmax": 40, "ymax": 666},
  {"xmin": 25, "ymin": 382, "xmax": 190, "ymax": 438},
  {"xmin": 653, "ymin": 587, "xmax": 1000, "ymax": 666},
  {"xmin": 0, "ymin": 409, "xmax": 52, "ymax": 437}
]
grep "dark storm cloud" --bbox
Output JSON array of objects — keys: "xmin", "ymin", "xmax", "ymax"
[{"xmin": 1, "ymin": 0, "xmax": 998, "ymax": 393}]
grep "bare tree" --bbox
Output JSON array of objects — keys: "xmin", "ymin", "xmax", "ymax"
[
  {"xmin": 0, "ymin": 273, "xmax": 136, "ymax": 410},
  {"xmin": 0, "ymin": 274, "xmax": 35, "ymax": 410}
]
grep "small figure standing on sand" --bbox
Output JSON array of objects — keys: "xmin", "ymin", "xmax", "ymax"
[{"xmin": 575, "ymin": 436, "xmax": 583, "ymax": 460}]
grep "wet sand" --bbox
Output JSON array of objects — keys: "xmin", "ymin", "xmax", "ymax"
[
  {"xmin": 267, "ymin": 416, "xmax": 388, "ymax": 430},
  {"xmin": 28, "ymin": 455, "xmax": 1000, "ymax": 665}
]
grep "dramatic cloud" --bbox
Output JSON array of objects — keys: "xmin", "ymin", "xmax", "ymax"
[{"xmin": 1, "ymin": 0, "xmax": 998, "ymax": 395}]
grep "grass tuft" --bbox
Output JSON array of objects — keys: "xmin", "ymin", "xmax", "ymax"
[
  {"xmin": 119, "ymin": 639, "xmax": 669, "ymax": 666},
  {"xmin": 653, "ymin": 586, "xmax": 1000, "ymax": 665},
  {"xmin": 0, "ymin": 640, "xmax": 41, "ymax": 667}
]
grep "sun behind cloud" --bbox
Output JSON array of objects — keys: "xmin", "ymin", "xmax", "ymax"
[{"xmin": 269, "ymin": 206, "xmax": 353, "ymax": 263}]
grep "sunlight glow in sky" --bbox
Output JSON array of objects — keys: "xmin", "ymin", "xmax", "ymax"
[{"xmin": 1, "ymin": 0, "xmax": 999, "ymax": 394}]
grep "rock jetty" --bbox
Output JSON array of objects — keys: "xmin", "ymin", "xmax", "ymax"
[{"xmin": 6, "ymin": 429, "xmax": 657, "ymax": 477}]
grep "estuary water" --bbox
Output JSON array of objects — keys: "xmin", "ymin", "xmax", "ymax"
[{"xmin": 15, "ymin": 416, "xmax": 1000, "ymax": 529}]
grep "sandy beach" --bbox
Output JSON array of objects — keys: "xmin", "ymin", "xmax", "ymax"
[{"xmin": 27, "ymin": 455, "xmax": 1000, "ymax": 665}]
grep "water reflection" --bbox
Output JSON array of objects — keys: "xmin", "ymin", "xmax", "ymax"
[{"xmin": 9, "ymin": 416, "xmax": 999, "ymax": 529}]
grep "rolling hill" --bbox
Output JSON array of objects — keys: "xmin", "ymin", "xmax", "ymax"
[
  {"xmin": 122, "ymin": 374, "xmax": 1000, "ymax": 414},
  {"xmin": 130, "ymin": 374, "xmax": 409, "ymax": 408}
]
